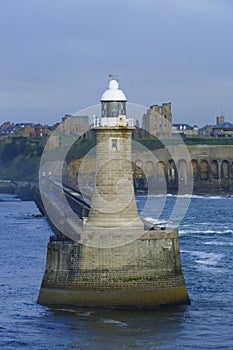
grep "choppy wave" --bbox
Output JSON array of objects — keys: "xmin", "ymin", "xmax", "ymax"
[
  {"xmin": 179, "ymin": 229, "xmax": 233, "ymax": 235},
  {"xmin": 203, "ymin": 241, "xmax": 233, "ymax": 246},
  {"xmin": 0, "ymin": 194, "xmax": 20, "ymax": 202},
  {"xmin": 101, "ymin": 319, "xmax": 127, "ymax": 327},
  {"xmin": 1, "ymin": 188, "xmax": 233, "ymax": 349},
  {"xmin": 146, "ymin": 194, "xmax": 229, "ymax": 200},
  {"xmin": 182, "ymin": 250, "xmax": 224, "ymax": 266}
]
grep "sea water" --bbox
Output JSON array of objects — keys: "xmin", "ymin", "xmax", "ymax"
[{"xmin": 0, "ymin": 193, "xmax": 233, "ymax": 349}]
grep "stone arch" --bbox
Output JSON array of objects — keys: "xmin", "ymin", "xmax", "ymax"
[
  {"xmin": 200, "ymin": 160, "xmax": 209, "ymax": 180},
  {"xmin": 145, "ymin": 161, "xmax": 155, "ymax": 192},
  {"xmin": 133, "ymin": 159, "xmax": 146, "ymax": 192},
  {"xmin": 145, "ymin": 160, "xmax": 154, "ymax": 177},
  {"xmin": 221, "ymin": 160, "xmax": 229, "ymax": 179},
  {"xmin": 167, "ymin": 159, "xmax": 176, "ymax": 183},
  {"xmin": 178, "ymin": 159, "xmax": 188, "ymax": 183},
  {"xmin": 134, "ymin": 159, "xmax": 143, "ymax": 177},
  {"xmin": 157, "ymin": 161, "xmax": 165, "ymax": 175},
  {"xmin": 210, "ymin": 160, "xmax": 219, "ymax": 179},
  {"xmin": 191, "ymin": 159, "xmax": 198, "ymax": 179}
]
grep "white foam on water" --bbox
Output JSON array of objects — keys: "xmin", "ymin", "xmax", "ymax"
[
  {"xmin": 178, "ymin": 230, "xmax": 189, "ymax": 236},
  {"xmin": 203, "ymin": 241, "xmax": 233, "ymax": 246},
  {"xmin": 195, "ymin": 259, "xmax": 218, "ymax": 266},
  {"xmin": 178, "ymin": 229, "xmax": 233, "ymax": 235},
  {"xmin": 202, "ymin": 196, "xmax": 225, "ymax": 200},
  {"xmin": 197, "ymin": 230, "xmax": 224, "ymax": 234},
  {"xmin": 179, "ymin": 229, "xmax": 216, "ymax": 235},
  {"xmin": 55, "ymin": 308, "xmax": 77, "ymax": 313},
  {"xmin": 181, "ymin": 250, "xmax": 224, "ymax": 268},
  {"xmin": 79, "ymin": 312, "xmax": 95, "ymax": 317},
  {"xmin": 148, "ymin": 194, "xmax": 167, "ymax": 198},
  {"xmin": 197, "ymin": 265, "xmax": 224, "ymax": 274},
  {"xmin": 193, "ymin": 251, "xmax": 223, "ymax": 266},
  {"xmin": 198, "ymin": 222, "xmax": 220, "ymax": 226},
  {"xmin": 101, "ymin": 319, "xmax": 127, "ymax": 327},
  {"xmin": 165, "ymin": 194, "xmax": 225, "ymax": 200},
  {"xmin": 221, "ymin": 230, "xmax": 233, "ymax": 234}
]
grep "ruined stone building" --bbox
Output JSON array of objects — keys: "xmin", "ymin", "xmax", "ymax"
[
  {"xmin": 61, "ymin": 114, "xmax": 89, "ymax": 136},
  {"xmin": 142, "ymin": 102, "xmax": 172, "ymax": 137}
]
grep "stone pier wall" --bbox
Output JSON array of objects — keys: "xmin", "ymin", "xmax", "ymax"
[{"xmin": 38, "ymin": 229, "xmax": 190, "ymax": 309}]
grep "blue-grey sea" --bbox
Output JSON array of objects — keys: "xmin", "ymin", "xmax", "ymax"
[{"xmin": 0, "ymin": 193, "xmax": 233, "ymax": 350}]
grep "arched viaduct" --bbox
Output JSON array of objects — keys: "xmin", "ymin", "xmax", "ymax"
[
  {"xmin": 132, "ymin": 145, "xmax": 233, "ymax": 194},
  {"xmin": 67, "ymin": 145, "xmax": 233, "ymax": 195}
]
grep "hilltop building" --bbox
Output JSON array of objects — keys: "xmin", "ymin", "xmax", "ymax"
[
  {"xmin": 0, "ymin": 122, "xmax": 51, "ymax": 139},
  {"xmin": 212, "ymin": 121, "xmax": 233, "ymax": 137},
  {"xmin": 61, "ymin": 114, "xmax": 89, "ymax": 136},
  {"xmin": 198, "ymin": 124, "xmax": 214, "ymax": 137},
  {"xmin": 198, "ymin": 116, "xmax": 233, "ymax": 138},
  {"xmin": 142, "ymin": 102, "xmax": 172, "ymax": 137},
  {"xmin": 172, "ymin": 123, "xmax": 198, "ymax": 137}
]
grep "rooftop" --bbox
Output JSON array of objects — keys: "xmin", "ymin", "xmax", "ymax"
[{"xmin": 213, "ymin": 122, "xmax": 233, "ymax": 129}]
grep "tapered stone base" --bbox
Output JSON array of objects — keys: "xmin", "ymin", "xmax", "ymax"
[
  {"xmin": 38, "ymin": 286, "xmax": 189, "ymax": 309},
  {"xmin": 38, "ymin": 229, "xmax": 190, "ymax": 309}
]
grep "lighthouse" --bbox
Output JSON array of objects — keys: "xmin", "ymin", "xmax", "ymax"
[
  {"xmin": 83, "ymin": 78, "xmax": 144, "ymax": 247},
  {"xmin": 38, "ymin": 78, "xmax": 190, "ymax": 308}
]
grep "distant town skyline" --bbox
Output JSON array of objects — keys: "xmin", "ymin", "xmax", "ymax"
[{"xmin": 1, "ymin": 0, "xmax": 233, "ymax": 126}]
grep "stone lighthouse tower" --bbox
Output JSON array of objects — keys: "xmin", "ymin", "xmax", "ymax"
[
  {"xmin": 38, "ymin": 78, "xmax": 190, "ymax": 308},
  {"xmin": 83, "ymin": 79, "xmax": 144, "ymax": 247}
]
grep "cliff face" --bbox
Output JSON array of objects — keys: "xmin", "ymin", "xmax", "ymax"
[{"xmin": 0, "ymin": 141, "xmax": 42, "ymax": 181}]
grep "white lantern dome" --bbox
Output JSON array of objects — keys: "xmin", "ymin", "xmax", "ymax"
[{"xmin": 100, "ymin": 79, "xmax": 127, "ymax": 102}]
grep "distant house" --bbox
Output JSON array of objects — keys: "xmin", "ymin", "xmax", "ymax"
[
  {"xmin": 34, "ymin": 124, "xmax": 50, "ymax": 138},
  {"xmin": 211, "ymin": 122, "xmax": 233, "ymax": 137},
  {"xmin": 172, "ymin": 123, "xmax": 198, "ymax": 137},
  {"xmin": 198, "ymin": 116, "xmax": 233, "ymax": 138},
  {"xmin": 1, "ymin": 121, "xmax": 12, "ymax": 130},
  {"xmin": 198, "ymin": 125, "xmax": 214, "ymax": 137},
  {"xmin": 0, "ymin": 125, "xmax": 16, "ymax": 135},
  {"xmin": 0, "ymin": 121, "xmax": 51, "ymax": 139},
  {"xmin": 21, "ymin": 126, "xmax": 35, "ymax": 138},
  {"xmin": 14, "ymin": 123, "xmax": 35, "ymax": 138}
]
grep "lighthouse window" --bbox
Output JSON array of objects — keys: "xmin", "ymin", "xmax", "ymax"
[
  {"xmin": 108, "ymin": 102, "xmax": 118, "ymax": 117},
  {"xmin": 101, "ymin": 102, "xmax": 108, "ymax": 118},
  {"xmin": 119, "ymin": 101, "xmax": 126, "ymax": 115},
  {"xmin": 112, "ymin": 139, "xmax": 118, "ymax": 150}
]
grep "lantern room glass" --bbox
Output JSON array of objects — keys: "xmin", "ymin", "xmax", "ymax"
[{"xmin": 101, "ymin": 101, "xmax": 126, "ymax": 118}]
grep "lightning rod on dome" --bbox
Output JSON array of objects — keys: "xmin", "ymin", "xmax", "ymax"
[{"xmin": 108, "ymin": 73, "xmax": 118, "ymax": 80}]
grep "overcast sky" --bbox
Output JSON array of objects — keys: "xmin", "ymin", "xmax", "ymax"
[{"xmin": 1, "ymin": 0, "xmax": 233, "ymax": 126}]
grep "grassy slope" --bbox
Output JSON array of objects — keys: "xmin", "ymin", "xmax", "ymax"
[{"xmin": 0, "ymin": 141, "xmax": 42, "ymax": 181}]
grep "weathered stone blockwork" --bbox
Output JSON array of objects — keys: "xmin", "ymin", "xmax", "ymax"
[
  {"xmin": 38, "ymin": 229, "xmax": 190, "ymax": 309},
  {"xmin": 86, "ymin": 126, "xmax": 143, "ymax": 229}
]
